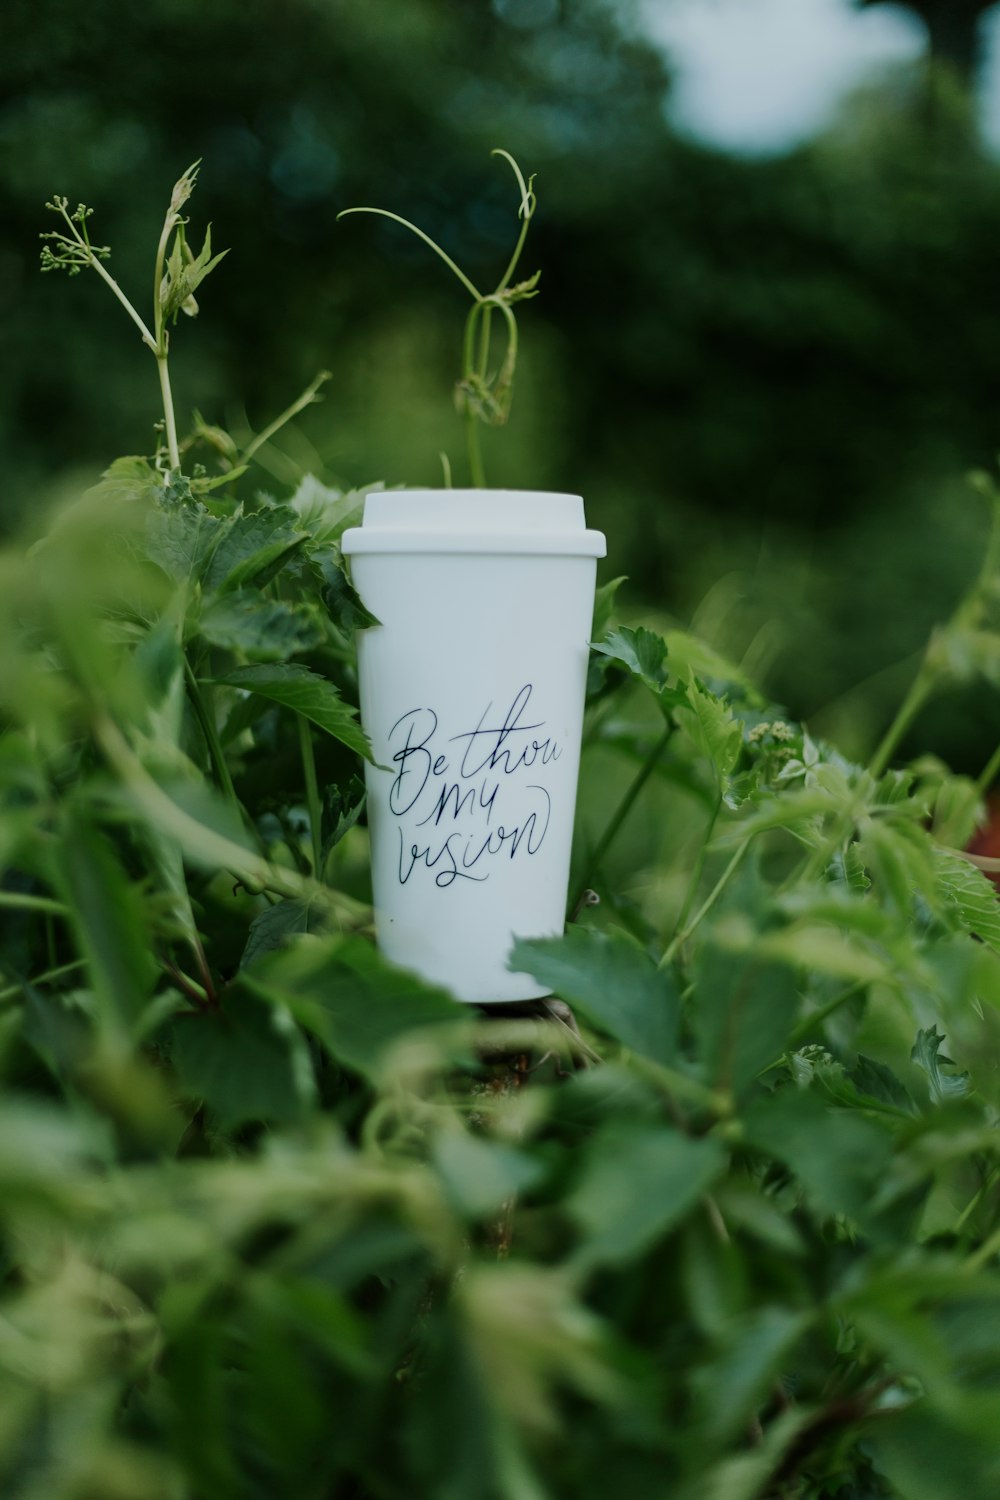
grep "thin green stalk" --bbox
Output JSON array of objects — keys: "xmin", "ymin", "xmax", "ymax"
[
  {"xmin": 0, "ymin": 958, "xmax": 86, "ymax": 1005},
  {"xmin": 787, "ymin": 980, "xmax": 865, "ymax": 1049},
  {"xmin": 868, "ymin": 665, "xmax": 935, "ymax": 780},
  {"xmin": 157, "ymin": 355, "xmax": 181, "ymax": 471},
  {"xmin": 660, "ymin": 839, "xmax": 750, "ymax": 969},
  {"xmin": 976, "ymin": 738, "xmax": 1000, "ymax": 798},
  {"xmin": 50, "ymin": 201, "xmax": 157, "ymax": 348},
  {"xmin": 240, "ymin": 369, "xmax": 332, "ymax": 467},
  {"xmin": 492, "ymin": 148, "xmax": 535, "ymax": 292},
  {"xmin": 965, "ymin": 1218, "xmax": 1000, "ymax": 1273},
  {"xmin": 955, "ymin": 1166, "xmax": 999, "ymax": 1236},
  {"xmin": 336, "ymin": 207, "xmax": 482, "ymax": 300},
  {"xmin": 151, "ymin": 199, "xmax": 181, "ymax": 470},
  {"xmin": 467, "ymin": 414, "xmax": 486, "ymax": 488},
  {"xmin": 0, "ymin": 891, "xmax": 68, "ymax": 918},
  {"xmin": 570, "ymin": 724, "xmax": 672, "ymax": 912},
  {"xmin": 297, "ymin": 714, "xmax": 324, "ymax": 879},
  {"xmin": 671, "ymin": 795, "xmax": 722, "ymax": 948},
  {"xmin": 184, "ymin": 658, "xmax": 240, "ymax": 814},
  {"xmin": 477, "ymin": 303, "xmax": 494, "ymax": 379}
]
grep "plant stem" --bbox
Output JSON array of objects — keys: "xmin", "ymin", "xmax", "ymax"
[
  {"xmin": 157, "ymin": 355, "xmax": 181, "ymax": 471},
  {"xmin": 965, "ymin": 1218, "xmax": 1000, "ymax": 1273},
  {"xmin": 151, "ymin": 200, "xmax": 182, "ymax": 471},
  {"xmin": 868, "ymin": 664, "xmax": 934, "ymax": 780},
  {"xmin": 467, "ymin": 415, "xmax": 486, "ymax": 488},
  {"xmin": 183, "ymin": 659, "xmax": 243, "ymax": 821},
  {"xmin": 660, "ymin": 840, "xmax": 750, "ymax": 969},
  {"xmin": 0, "ymin": 958, "xmax": 86, "ymax": 1004},
  {"xmin": 336, "ymin": 207, "xmax": 483, "ymax": 299},
  {"xmin": 670, "ymin": 795, "xmax": 722, "ymax": 948},
  {"xmin": 955, "ymin": 1166, "xmax": 999, "ymax": 1236},
  {"xmin": 570, "ymin": 723, "xmax": 672, "ymax": 912},
  {"xmin": 0, "ymin": 891, "xmax": 68, "ymax": 919},
  {"xmin": 240, "ymin": 369, "xmax": 332, "ymax": 467},
  {"xmin": 786, "ymin": 980, "xmax": 865, "ymax": 1049},
  {"xmin": 297, "ymin": 713, "xmax": 324, "ymax": 878},
  {"xmin": 976, "ymin": 739, "xmax": 1000, "ymax": 798}
]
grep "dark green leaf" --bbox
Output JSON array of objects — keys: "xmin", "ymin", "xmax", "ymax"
[
  {"xmin": 244, "ymin": 935, "xmax": 462, "ymax": 1080},
  {"xmin": 240, "ymin": 897, "xmax": 331, "ymax": 970},
  {"xmin": 201, "ymin": 505, "xmax": 305, "ymax": 594},
  {"xmin": 55, "ymin": 807, "xmax": 156, "ymax": 1037},
  {"xmin": 320, "ymin": 554, "xmax": 379, "ymax": 632},
  {"xmin": 743, "ymin": 1089, "xmax": 893, "ymax": 1225},
  {"xmin": 591, "ymin": 625, "xmax": 667, "ymax": 688},
  {"xmin": 692, "ymin": 1306, "xmax": 810, "ymax": 1445},
  {"xmin": 322, "ymin": 776, "xmax": 367, "ymax": 865},
  {"xmin": 691, "ymin": 940, "xmax": 801, "ymax": 1096},
  {"xmin": 570, "ymin": 1125, "xmax": 725, "ymax": 1268},
  {"xmin": 170, "ymin": 990, "xmax": 316, "ymax": 1130},
  {"xmin": 212, "ymin": 663, "xmax": 371, "ymax": 759},
  {"xmin": 510, "ymin": 926, "xmax": 679, "ymax": 1064},
  {"xmin": 197, "ymin": 593, "xmax": 325, "ymax": 659}
]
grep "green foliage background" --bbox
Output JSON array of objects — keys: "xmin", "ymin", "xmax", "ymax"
[{"xmin": 7, "ymin": 0, "xmax": 1000, "ymax": 761}]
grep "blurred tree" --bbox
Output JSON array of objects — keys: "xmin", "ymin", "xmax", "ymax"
[
  {"xmin": 859, "ymin": 0, "xmax": 994, "ymax": 78},
  {"xmin": 6, "ymin": 0, "xmax": 1000, "ymax": 765}
]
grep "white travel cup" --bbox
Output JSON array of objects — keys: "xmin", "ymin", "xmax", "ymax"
[{"xmin": 341, "ymin": 489, "xmax": 607, "ymax": 1004}]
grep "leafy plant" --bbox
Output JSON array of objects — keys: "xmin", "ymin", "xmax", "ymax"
[{"xmin": 3, "ymin": 154, "xmax": 1000, "ymax": 1500}]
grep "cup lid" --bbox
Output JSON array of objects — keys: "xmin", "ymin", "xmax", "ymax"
[{"xmin": 341, "ymin": 489, "xmax": 607, "ymax": 558}]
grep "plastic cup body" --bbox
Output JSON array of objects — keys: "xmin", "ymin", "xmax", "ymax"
[{"xmin": 342, "ymin": 490, "xmax": 606, "ymax": 1004}]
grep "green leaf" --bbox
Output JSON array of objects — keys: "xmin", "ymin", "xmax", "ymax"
[
  {"xmin": 240, "ymin": 897, "xmax": 331, "ymax": 970},
  {"xmin": 591, "ymin": 575, "xmax": 627, "ymax": 641},
  {"xmin": 169, "ymin": 990, "xmax": 316, "ymax": 1130},
  {"xmin": 676, "ymin": 675, "xmax": 743, "ymax": 788},
  {"xmin": 85, "ymin": 454, "xmax": 163, "ymax": 506},
  {"xmin": 197, "ymin": 592, "xmax": 325, "ymax": 660},
  {"xmin": 509, "ymin": 926, "xmax": 679, "ymax": 1065},
  {"xmin": 591, "ymin": 625, "xmax": 667, "ymax": 688},
  {"xmin": 858, "ymin": 821, "xmax": 939, "ymax": 917},
  {"xmin": 691, "ymin": 939, "xmax": 801, "ymax": 1096},
  {"xmin": 743, "ymin": 1089, "xmax": 893, "ymax": 1224},
  {"xmin": 911, "ymin": 1026, "xmax": 971, "ymax": 1104},
  {"xmin": 287, "ymin": 476, "xmax": 371, "ymax": 545},
  {"xmin": 55, "ymin": 807, "xmax": 157, "ymax": 1038},
  {"xmin": 692, "ymin": 1306, "xmax": 810, "ymax": 1446},
  {"xmin": 200, "ymin": 505, "xmax": 306, "ymax": 594},
  {"xmin": 433, "ymin": 1132, "xmax": 545, "ymax": 1218},
  {"xmin": 663, "ymin": 628, "xmax": 761, "ymax": 698},
  {"xmin": 320, "ymin": 554, "xmax": 379, "ymax": 632},
  {"xmin": 569, "ymin": 1125, "xmax": 725, "ymax": 1268},
  {"xmin": 934, "ymin": 850, "xmax": 1000, "ymax": 954},
  {"xmin": 322, "ymin": 775, "xmax": 366, "ymax": 866},
  {"xmin": 244, "ymin": 935, "xmax": 462, "ymax": 1081},
  {"xmin": 212, "ymin": 663, "xmax": 371, "ymax": 759},
  {"xmin": 145, "ymin": 498, "xmax": 226, "ymax": 583},
  {"xmin": 871, "ymin": 1406, "xmax": 1000, "ymax": 1500},
  {"xmin": 160, "ymin": 222, "xmax": 228, "ymax": 323}
]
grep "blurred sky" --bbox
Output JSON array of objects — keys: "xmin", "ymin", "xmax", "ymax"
[{"xmin": 641, "ymin": 0, "xmax": 1000, "ymax": 153}]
